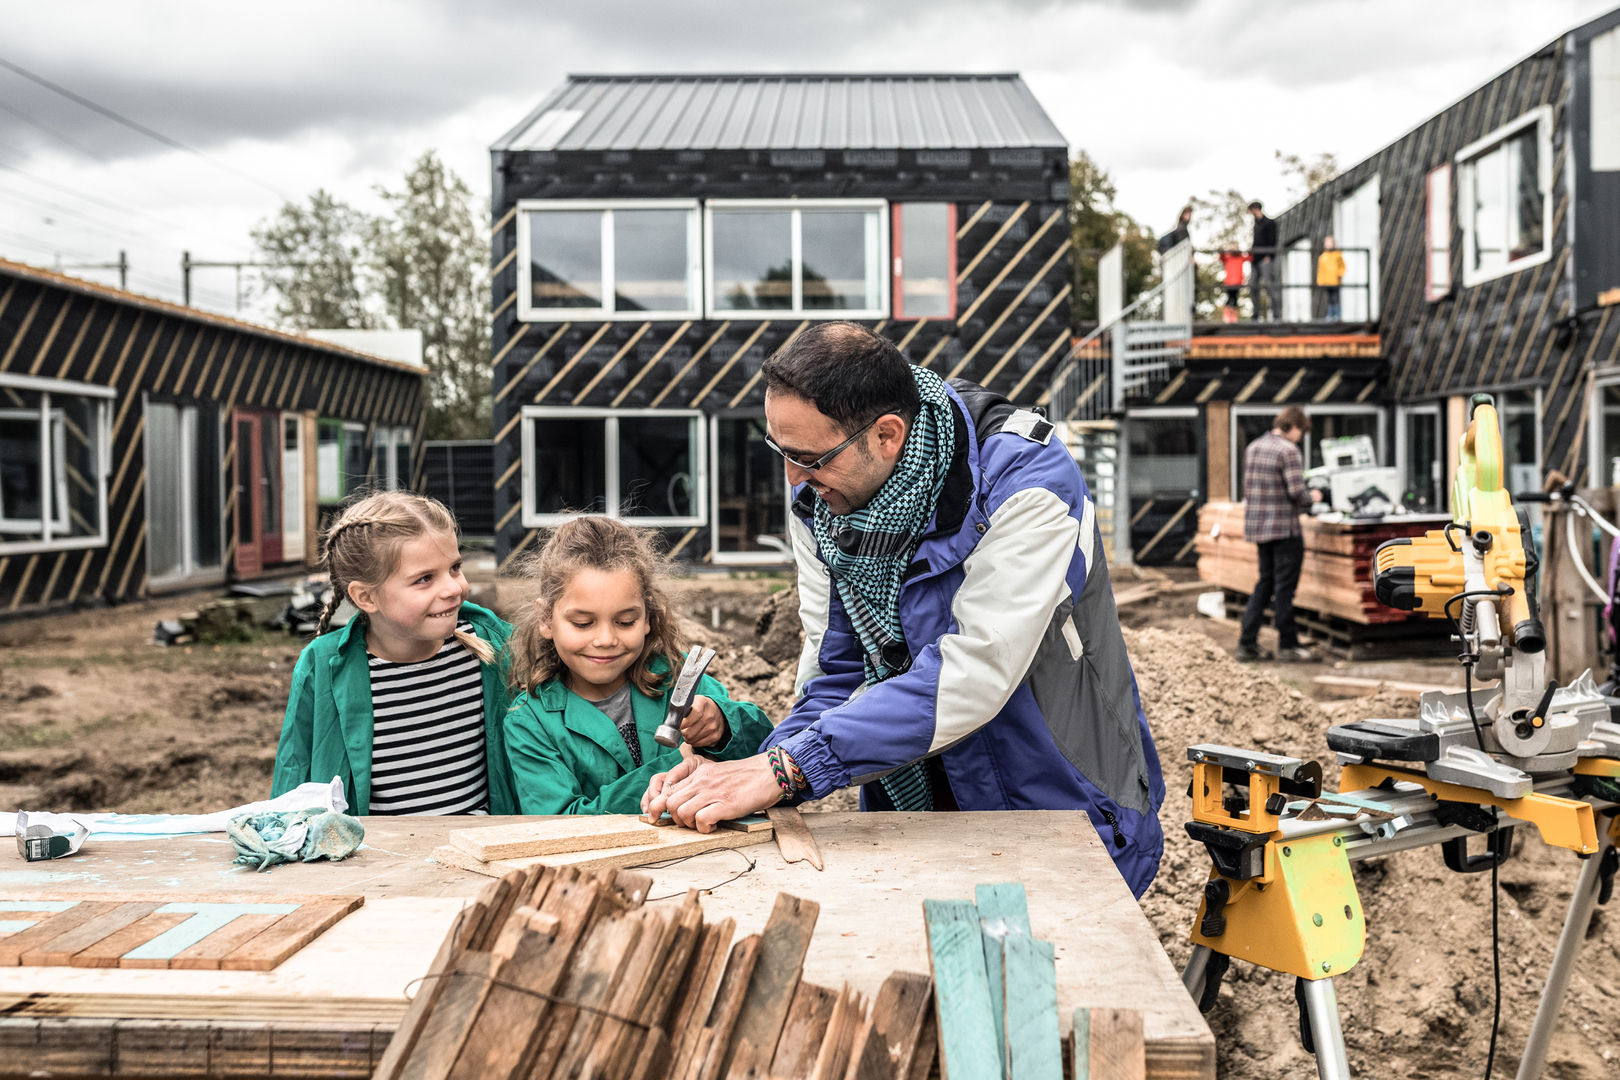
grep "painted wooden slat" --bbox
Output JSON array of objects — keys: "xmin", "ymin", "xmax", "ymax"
[
  {"xmin": 1070, "ymin": 1006, "xmax": 1145, "ymax": 1080},
  {"xmin": 71, "ymin": 911, "xmax": 191, "ymax": 969},
  {"xmin": 122, "ymin": 902, "xmax": 300, "ymax": 963},
  {"xmin": 219, "ymin": 897, "xmax": 363, "ymax": 971},
  {"xmin": 923, "ymin": 898, "xmax": 1000, "ymax": 1080},
  {"xmin": 1002, "ymin": 934, "xmax": 1061, "ymax": 1080},
  {"xmin": 975, "ymin": 883, "xmax": 1031, "ymax": 1070},
  {"xmin": 20, "ymin": 902, "xmax": 161, "ymax": 966}
]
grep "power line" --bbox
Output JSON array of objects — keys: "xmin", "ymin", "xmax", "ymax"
[
  {"xmin": 0, "ymin": 53, "xmax": 292, "ymax": 204},
  {"xmin": 0, "ymin": 114, "xmax": 198, "ymax": 235}
]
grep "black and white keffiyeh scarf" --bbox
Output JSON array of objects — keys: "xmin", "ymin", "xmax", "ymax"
[{"xmin": 812, "ymin": 365, "xmax": 957, "ymax": 810}]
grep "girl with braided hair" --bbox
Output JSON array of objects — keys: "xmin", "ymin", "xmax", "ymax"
[
  {"xmin": 271, "ymin": 491, "xmax": 519, "ymax": 816},
  {"xmin": 502, "ymin": 516, "xmax": 772, "ymax": 814}
]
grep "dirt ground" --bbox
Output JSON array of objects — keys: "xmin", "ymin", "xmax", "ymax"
[{"xmin": 1, "ymin": 564, "xmax": 1615, "ymax": 1077}]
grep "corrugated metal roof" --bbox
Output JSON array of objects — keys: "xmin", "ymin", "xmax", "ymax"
[{"xmin": 493, "ymin": 74, "xmax": 1067, "ymax": 153}]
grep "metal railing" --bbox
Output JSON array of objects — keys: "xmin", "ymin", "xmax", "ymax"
[{"xmin": 1198, "ymin": 246, "xmax": 1374, "ymax": 323}]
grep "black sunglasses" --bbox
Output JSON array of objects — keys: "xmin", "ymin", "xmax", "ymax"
[{"xmin": 763, "ymin": 416, "xmax": 879, "ymax": 472}]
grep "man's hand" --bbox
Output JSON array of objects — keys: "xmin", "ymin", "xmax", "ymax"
[
  {"xmin": 642, "ymin": 753, "xmax": 783, "ymax": 833},
  {"xmin": 680, "ymin": 695, "xmax": 726, "ymax": 749}
]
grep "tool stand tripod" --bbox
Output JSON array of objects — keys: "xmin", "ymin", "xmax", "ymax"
[{"xmin": 1179, "ymin": 745, "xmax": 1620, "ymax": 1080}]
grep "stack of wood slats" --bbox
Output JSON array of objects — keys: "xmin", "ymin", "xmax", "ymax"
[
  {"xmin": 1195, "ymin": 501, "xmax": 1443, "ymax": 624},
  {"xmin": 923, "ymin": 884, "xmax": 1143, "ymax": 1080},
  {"xmin": 430, "ymin": 815, "xmax": 775, "ymax": 879},
  {"xmin": 374, "ymin": 865, "xmax": 937, "ymax": 1080}
]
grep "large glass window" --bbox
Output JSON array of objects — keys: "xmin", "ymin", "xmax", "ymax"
[
  {"xmin": 1126, "ymin": 410, "xmax": 1200, "ymax": 564},
  {"xmin": 522, "ymin": 409, "xmax": 705, "ymax": 526},
  {"xmin": 1496, "ymin": 389, "xmax": 1541, "ymax": 496},
  {"xmin": 518, "ymin": 201, "xmax": 700, "ymax": 320},
  {"xmin": 1231, "ymin": 406, "xmax": 1387, "ymax": 500},
  {"xmin": 893, "ymin": 203, "xmax": 956, "ymax": 319},
  {"xmin": 316, "ymin": 420, "xmax": 369, "ymax": 503},
  {"xmin": 712, "ymin": 415, "xmax": 790, "ymax": 561},
  {"xmin": 1282, "ymin": 238, "xmax": 1313, "ymax": 322},
  {"xmin": 0, "ymin": 376, "xmax": 111, "ymax": 554},
  {"xmin": 708, "ymin": 201, "xmax": 887, "ymax": 318},
  {"xmin": 374, "ymin": 426, "xmax": 414, "ymax": 491},
  {"xmin": 1460, "ymin": 108, "xmax": 1552, "ymax": 286},
  {"xmin": 1398, "ymin": 405, "xmax": 1445, "ymax": 513},
  {"xmin": 146, "ymin": 400, "xmax": 223, "ymax": 584},
  {"xmin": 1426, "ymin": 165, "xmax": 1452, "ymax": 301},
  {"xmin": 1592, "ymin": 382, "xmax": 1620, "ymax": 487}
]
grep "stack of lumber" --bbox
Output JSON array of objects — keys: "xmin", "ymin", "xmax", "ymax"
[
  {"xmin": 431, "ymin": 815, "xmax": 775, "ymax": 879},
  {"xmin": 373, "ymin": 864, "xmax": 936, "ymax": 1080},
  {"xmin": 379, "ymin": 865, "xmax": 1143, "ymax": 1080},
  {"xmin": 925, "ymin": 884, "xmax": 1142, "ymax": 1080},
  {"xmin": 1195, "ymin": 501, "xmax": 1442, "ymax": 625}
]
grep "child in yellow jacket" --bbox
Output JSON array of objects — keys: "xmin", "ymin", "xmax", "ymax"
[{"xmin": 1317, "ymin": 236, "xmax": 1347, "ymax": 321}]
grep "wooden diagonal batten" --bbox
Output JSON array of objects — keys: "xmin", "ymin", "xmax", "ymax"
[
  {"xmin": 689, "ymin": 321, "xmax": 771, "ymax": 408},
  {"xmin": 611, "ymin": 322, "xmax": 692, "ymax": 406},
  {"xmin": 570, "ymin": 323, "xmax": 652, "ymax": 403},
  {"xmin": 534, "ymin": 323, "xmax": 613, "ymax": 403},
  {"xmin": 0, "ymin": 290, "xmax": 43, "ymax": 372},
  {"xmin": 24, "ymin": 294, "xmax": 72, "ymax": 376},
  {"xmin": 651, "ymin": 321, "xmax": 729, "ymax": 408},
  {"xmin": 947, "ymin": 241, "xmax": 1070, "ymax": 380},
  {"xmin": 955, "ymin": 202, "xmax": 1029, "ymax": 284},
  {"xmin": 952, "ymin": 208, "xmax": 1065, "ymax": 328}
]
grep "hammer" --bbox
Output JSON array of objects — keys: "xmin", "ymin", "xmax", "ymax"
[{"xmin": 653, "ymin": 646, "xmax": 718, "ymax": 748}]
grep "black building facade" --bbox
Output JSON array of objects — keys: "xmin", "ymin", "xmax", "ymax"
[
  {"xmin": 488, "ymin": 74, "xmax": 1072, "ymax": 568},
  {"xmin": 0, "ymin": 260, "xmax": 425, "ymax": 615}
]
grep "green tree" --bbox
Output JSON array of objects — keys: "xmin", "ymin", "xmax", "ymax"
[
  {"xmin": 370, "ymin": 151, "xmax": 492, "ymax": 441},
  {"xmin": 1188, "ymin": 187, "xmax": 1252, "ymax": 319},
  {"xmin": 1276, "ymin": 150, "xmax": 1341, "ymax": 200},
  {"xmin": 1068, "ymin": 150, "xmax": 1157, "ymax": 324},
  {"xmin": 250, "ymin": 189, "xmax": 377, "ymax": 330}
]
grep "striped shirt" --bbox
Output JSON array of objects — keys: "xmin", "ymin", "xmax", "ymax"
[
  {"xmin": 367, "ymin": 622, "xmax": 489, "ymax": 815},
  {"xmin": 1242, "ymin": 431, "xmax": 1309, "ymax": 544}
]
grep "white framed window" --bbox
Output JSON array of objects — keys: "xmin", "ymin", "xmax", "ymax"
[
  {"xmin": 146, "ymin": 399, "xmax": 224, "ymax": 587},
  {"xmin": 1458, "ymin": 106, "xmax": 1553, "ymax": 288},
  {"xmin": 1425, "ymin": 165, "xmax": 1452, "ymax": 301},
  {"xmin": 1395, "ymin": 402, "xmax": 1445, "ymax": 512},
  {"xmin": 521, "ymin": 407, "xmax": 706, "ymax": 528},
  {"xmin": 317, "ymin": 419, "xmax": 368, "ymax": 503},
  {"xmin": 1281, "ymin": 238, "xmax": 1313, "ymax": 322},
  {"xmin": 1589, "ymin": 377, "xmax": 1620, "ymax": 486},
  {"xmin": 0, "ymin": 374, "xmax": 112, "ymax": 556},
  {"xmin": 1230, "ymin": 403, "xmax": 1387, "ymax": 499},
  {"xmin": 892, "ymin": 202, "xmax": 957, "ymax": 320},
  {"xmin": 709, "ymin": 413, "xmax": 792, "ymax": 565},
  {"xmin": 516, "ymin": 199, "xmax": 701, "ymax": 322},
  {"xmin": 373, "ymin": 425, "xmax": 413, "ymax": 491},
  {"xmin": 706, "ymin": 199, "xmax": 888, "ymax": 319},
  {"xmin": 1333, "ymin": 175, "xmax": 1381, "ymax": 321}
]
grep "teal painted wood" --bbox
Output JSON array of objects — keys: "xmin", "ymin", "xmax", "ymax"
[
  {"xmin": 1071, "ymin": 1007, "xmax": 1091, "ymax": 1079},
  {"xmin": 924, "ymin": 898, "xmax": 1001, "ymax": 1080},
  {"xmin": 0, "ymin": 901, "xmax": 77, "ymax": 913},
  {"xmin": 975, "ymin": 882, "xmax": 1031, "ymax": 1074},
  {"xmin": 122, "ymin": 902, "xmax": 298, "ymax": 961},
  {"xmin": 1003, "ymin": 934, "xmax": 1061, "ymax": 1080}
]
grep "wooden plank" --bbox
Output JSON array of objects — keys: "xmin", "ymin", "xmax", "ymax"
[
  {"xmin": 0, "ymin": 901, "xmax": 111, "ymax": 966},
  {"xmin": 720, "ymin": 892, "xmax": 821, "ymax": 1076},
  {"xmin": 20, "ymin": 902, "xmax": 160, "ymax": 966},
  {"xmin": 464, "ymin": 876, "xmax": 519, "ymax": 954},
  {"xmin": 558, "ymin": 907, "xmax": 669, "ymax": 1077},
  {"xmin": 219, "ymin": 898, "xmax": 363, "ymax": 971},
  {"xmin": 693, "ymin": 934, "xmax": 762, "ymax": 1080},
  {"xmin": 807, "ymin": 986, "xmax": 860, "ymax": 1080},
  {"xmin": 1002, "ymin": 935, "xmax": 1061, "ymax": 1080},
  {"xmin": 769, "ymin": 981, "xmax": 839, "ymax": 1078},
  {"xmin": 431, "ymin": 825, "xmax": 771, "ymax": 879},
  {"xmin": 669, "ymin": 918, "xmax": 737, "ymax": 1077},
  {"xmin": 168, "ymin": 912, "xmax": 300, "ymax": 971},
  {"xmin": 447, "ymin": 878, "xmax": 600, "ymax": 1080},
  {"xmin": 1312, "ymin": 674, "xmax": 1456, "ymax": 699},
  {"xmin": 67, "ymin": 911, "xmax": 189, "ymax": 969},
  {"xmin": 869, "ymin": 972, "xmax": 933, "ymax": 1080},
  {"xmin": 923, "ymin": 899, "xmax": 1000, "ymax": 1080},
  {"xmin": 397, "ymin": 950, "xmax": 502, "ymax": 1080},
  {"xmin": 1072, "ymin": 1007, "xmax": 1145, "ymax": 1080},
  {"xmin": 374, "ymin": 887, "xmax": 499, "ymax": 1080},
  {"xmin": 448, "ymin": 816, "xmax": 663, "ymax": 862},
  {"xmin": 767, "ymin": 806, "xmax": 825, "ymax": 870},
  {"xmin": 717, "ymin": 814, "xmax": 774, "ymax": 833},
  {"xmin": 847, "ymin": 1012, "xmax": 897, "ymax": 1080},
  {"xmin": 975, "ymin": 882, "xmax": 1031, "ymax": 1071},
  {"xmin": 525, "ymin": 912, "xmax": 645, "ymax": 1080}
]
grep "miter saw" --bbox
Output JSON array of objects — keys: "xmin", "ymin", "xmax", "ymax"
[
  {"xmin": 1328, "ymin": 393, "xmax": 1620, "ymax": 797},
  {"xmin": 1305, "ymin": 435, "xmax": 1401, "ymax": 518},
  {"xmin": 1181, "ymin": 393, "xmax": 1620, "ymax": 1080}
]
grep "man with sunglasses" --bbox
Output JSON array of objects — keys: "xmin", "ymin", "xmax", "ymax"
[{"xmin": 642, "ymin": 322, "xmax": 1164, "ymax": 897}]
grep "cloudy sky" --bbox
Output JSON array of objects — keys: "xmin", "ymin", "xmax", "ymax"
[{"xmin": 0, "ymin": 0, "xmax": 1613, "ymax": 319}]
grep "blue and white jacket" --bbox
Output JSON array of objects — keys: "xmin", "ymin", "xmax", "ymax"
[{"xmin": 761, "ymin": 379, "xmax": 1166, "ymax": 897}]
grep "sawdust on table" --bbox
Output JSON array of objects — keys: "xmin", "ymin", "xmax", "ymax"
[{"xmin": 1, "ymin": 580, "xmax": 1614, "ymax": 1078}]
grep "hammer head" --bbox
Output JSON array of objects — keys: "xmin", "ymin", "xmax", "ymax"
[{"xmin": 653, "ymin": 646, "xmax": 717, "ymax": 748}]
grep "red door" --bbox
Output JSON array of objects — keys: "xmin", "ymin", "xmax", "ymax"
[{"xmin": 232, "ymin": 410, "xmax": 284, "ymax": 576}]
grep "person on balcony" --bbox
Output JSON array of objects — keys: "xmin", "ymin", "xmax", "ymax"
[
  {"xmin": 1218, "ymin": 247, "xmax": 1249, "ymax": 324},
  {"xmin": 1317, "ymin": 236, "xmax": 1346, "ymax": 321},
  {"xmin": 1156, "ymin": 204, "xmax": 1193, "ymax": 254},
  {"xmin": 1248, "ymin": 201, "xmax": 1281, "ymax": 320}
]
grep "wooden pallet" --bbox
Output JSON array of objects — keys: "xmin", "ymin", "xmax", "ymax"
[{"xmin": 0, "ymin": 895, "xmax": 362, "ymax": 971}]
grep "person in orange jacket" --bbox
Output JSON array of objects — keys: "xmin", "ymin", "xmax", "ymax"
[
  {"xmin": 1317, "ymin": 236, "xmax": 1347, "ymax": 321},
  {"xmin": 1218, "ymin": 247, "xmax": 1249, "ymax": 323}
]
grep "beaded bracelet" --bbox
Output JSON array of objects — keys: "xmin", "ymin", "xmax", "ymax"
[{"xmin": 766, "ymin": 746, "xmax": 795, "ymax": 802}]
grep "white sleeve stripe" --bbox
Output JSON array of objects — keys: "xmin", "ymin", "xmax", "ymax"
[
  {"xmin": 1078, "ymin": 495, "xmax": 1096, "ymax": 578},
  {"xmin": 930, "ymin": 487, "xmax": 1080, "ymax": 754},
  {"xmin": 790, "ymin": 514, "xmax": 831, "ymax": 697}
]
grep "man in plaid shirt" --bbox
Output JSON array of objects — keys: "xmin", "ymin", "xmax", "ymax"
[{"xmin": 1237, "ymin": 406, "xmax": 1322, "ymax": 661}]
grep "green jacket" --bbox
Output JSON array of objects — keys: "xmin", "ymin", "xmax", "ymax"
[
  {"xmin": 505, "ymin": 659, "xmax": 774, "ymax": 815},
  {"xmin": 271, "ymin": 602, "xmax": 517, "ymax": 815}
]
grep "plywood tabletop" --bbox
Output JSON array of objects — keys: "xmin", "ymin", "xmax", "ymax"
[{"xmin": 0, "ymin": 810, "xmax": 1212, "ymax": 1078}]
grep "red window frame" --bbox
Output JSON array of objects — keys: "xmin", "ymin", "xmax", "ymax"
[{"xmin": 891, "ymin": 203, "xmax": 958, "ymax": 320}]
